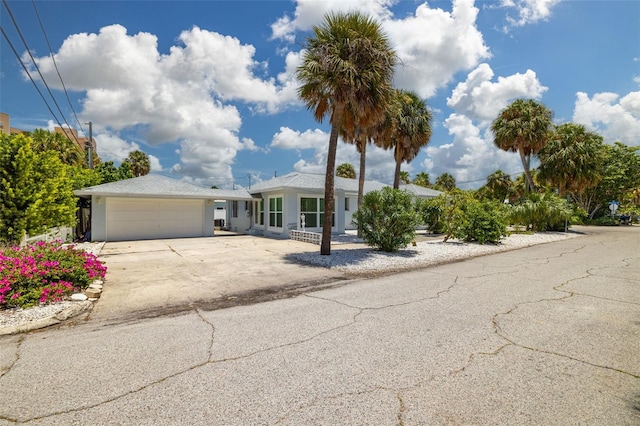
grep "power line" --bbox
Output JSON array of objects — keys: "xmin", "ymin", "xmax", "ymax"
[
  {"xmin": 1, "ymin": 0, "xmax": 80, "ymax": 146},
  {"xmin": 31, "ymin": 0, "xmax": 86, "ymax": 136}
]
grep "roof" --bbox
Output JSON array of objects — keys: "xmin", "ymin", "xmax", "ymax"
[
  {"xmin": 249, "ymin": 172, "xmax": 387, "ymax": 194},
  {"xmin": 399, "ymin": 184, "xmax": 443, "ymax": 198},
  {"xmin": 74, "ymin": 174, "xmax": 253, "ymax": 200}
]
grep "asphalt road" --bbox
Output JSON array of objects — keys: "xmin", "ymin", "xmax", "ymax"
[{"xmin": 0, "ymin": 226, "xmax": 638, "ymax": 425}]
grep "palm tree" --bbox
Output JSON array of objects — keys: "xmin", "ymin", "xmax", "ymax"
[
  {"xmin": 483, "ymin": 169, "xmax": 513, "ymax": 202},
  {"xmin": 336, "ymin": 163, "xmax": 356, "ymax": 179},
  {"xmin": 296, "ymin": 11, "xmax": 396, "ymax": 255},
  {"xmin": 537, "ymin": 123, "xmax": 604, "ymax": 198},
  {"xmin": 413, "ymin": 172, "xmax": 431, "ymax": 188},
  {"xmin": 124, "ymin": 150, "xmax": 151, "ymax": 177},
  {"xmin": 376, "ymin": 89, "xmax": 433, "ymax": 189},
  {"xmin": 30, "ymin": 128, "xmax": 85, "ymax": 167},
  {"xmin": 491, "ymin": 99, "xmax": 553, "ymax": 194},
  {"xmin": 434, "ymin": 173, "xmax": 456, "ymax": 192},
  {"xmin": 399, "ymin": 171, "xmax": 410, "ymax": 184}
]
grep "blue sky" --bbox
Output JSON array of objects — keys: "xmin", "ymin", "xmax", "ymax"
[{"xmin": 2, "ymin": 0, "xmax": 639, "ymax": 189}]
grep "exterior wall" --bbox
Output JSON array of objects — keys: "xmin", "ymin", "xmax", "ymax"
[
  {"xmin": 225, "ymin": 200, "xmax": 252, "ymax": 233},
  {"xmin": 90, "ymin": 196, "xmax": 215, "ymax": 241},
  {"xmin": 344, "ymin": 195, "xmax": 357, "ymax": 230}
]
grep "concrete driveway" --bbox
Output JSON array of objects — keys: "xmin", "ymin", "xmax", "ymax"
[{"xmin": 91, "ymin": 234, "xmax": 346, "ymax": 323}]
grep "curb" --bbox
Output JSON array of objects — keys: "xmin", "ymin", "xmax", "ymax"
[{"xmin": 0, "ymin": 300, "xmax": 93, "ymax": 336}]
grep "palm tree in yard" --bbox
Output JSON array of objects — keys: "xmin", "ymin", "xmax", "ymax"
[
  {"xmin": 376, "ymin": 89, "xmax": 433, "ymax": 189},
  {"xmin": 484, "ymin": 169, "xmax": 513, "ymax": 202},
  {"xmin": 400, "ymin": 171, "xmax": 411, "ymax": 184},
  {"xmin": 336, "ymin": 163, "xmax": 356, "ymax": 179},
  {"xmin": 537, "ymin": 123, "xmax": 605, "ymax": 198},
  {"xmin": 296, "ymin": 11, "xmax": 396, "ymax": 255},
  {"xmin": 413, "ymin": 171, "xmax": 431, "ymax": 188},
  {"xmin": 434, "ymin": 173, "xmax": 456, "ymax": 192},
  {"xmin": 124, "ymin": 149, "xmax": 151, "ymax": 177},
  {"xmin": 491, "ymin": 98, "xmax": 553, "ymax": 194}
]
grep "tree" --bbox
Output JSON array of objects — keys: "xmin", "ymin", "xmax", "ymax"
[
  {"xmin": 399, "ymin": 171, "xmax": 410, "ymax": 184},
  {"xmin": 30, "ymin": 128, "xmax": 86, "ymax": 167},
  {"xmin": 0, "ymin": 134, "xmax": 76, "ymax": 243},
  {"xmin": 376, "ymin": 90, "xmax": 433, "ymax": 189},
  {"xmin": 123, "ymin": 150, "xmax": 151, "ymax": 177},
  {"xmin": 434, "ymin": 173, "xmax": 456, "ymax": 192},
  {"xmin": 578, "ymin": 142, "xmax": 640, "ymax": 218},
  {"xmin": 336, "ymin": 163, "xmax": 356, "ymax": 179},
  {"xmin": 537, "ymin": 123, "xmax": 605, "ymax": 198},
  {"xmin": 95, "ymin": 161, "xmax": 134, "ymax": 184},
  {"xmin": 491, "ymin": 99, "xmax": 553, "ymax": 193},
  {"xmin": 479, "ymin": 169, "xmax": 513, "ymax": 202},
  {"xmin": 296, "ymin": 11, "xmax": 396, "ymax": 255},
  {"xmin": 413, "ymin": 172, "xmax": 431, "ymax": 188}
]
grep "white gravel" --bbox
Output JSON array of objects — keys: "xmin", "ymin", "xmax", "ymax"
[{"xmin": 291, "ymin": 232, "xmax": 581, "ymax": 275}]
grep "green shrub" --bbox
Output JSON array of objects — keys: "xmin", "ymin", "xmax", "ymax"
[
  {"xmin": 416, "ymin": 197, "xmax": 444, "ymax": 234},
  {"xmin": 508, "ymin": 192, "xmax": 572, "ymax": 232},
  {"xmin": 0, "ymin": 240, "xmax": 107, "ymax": 309},
  {"xmin": 352, "ymin": 187, "xmax": 420, "ymax": 252},
  {"xmin": 594, "ymin": 216, "xmax": 619, "ymax": 226},
  {"xmin": 453, "ymin": 199, "xmax": 507, "ymax": 244}
]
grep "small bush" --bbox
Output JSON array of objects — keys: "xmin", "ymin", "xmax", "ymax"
[
  {"xmin": 352, "ymin": 187, "xmax": 420, "ymax": 252},
  {"xmin": 416, "ymin": 197, "xmax": 444, "ymax": 234},
  {"xmin": 594, "ymin": 216, "xmax": 619, "ymax": 226},
  {"xmin": 0, "ymin": 241, "xmax": 107, "ymax": 308},
  {"xmin": 508, "ymin": 192, "xmax": 572, "ymax": 232}
]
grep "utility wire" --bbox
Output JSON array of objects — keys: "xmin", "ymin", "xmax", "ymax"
[
  {"xmin": 31, "ymin": 0, "xmax": 86, "ymax": 136},
  {"xmin": 0, "ymin": 25, "xmax": 64, "ymax": 131},
  {"xmin": 1, "ymin": 0, "xmax": 80, "ymax": 145}
]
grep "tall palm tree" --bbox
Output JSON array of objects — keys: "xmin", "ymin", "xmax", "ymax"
[
  {"xmin": 491, "ymin": 99, "xmax": 553, "ymax": 194},
  {"xmin": 376, "ymin": 89, "xmax": 432, "ymax": 189},
  {"xmin": 537, "ymin": 123, "xmax": 604, "ymax": 198},
  {"xmin": 296, "ymin": 11, "xmax": 396, "ymax": 255},
  {"xmin": 124, "ymin": 150, "xmax": 151, "ymax": 177},
  {"xmin": 413, "ymin": 172, "xmax": 431, "ymax": 188}
]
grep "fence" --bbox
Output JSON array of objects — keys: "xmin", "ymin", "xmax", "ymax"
[
  {"xmin": 20, "ymin": 226, "xmax": 74, "ymax": 247},
  {"xmin": 289, "ymin": 230, "xmax": 322, "ymax": 245}
]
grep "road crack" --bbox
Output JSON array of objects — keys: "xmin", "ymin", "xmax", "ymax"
[{"xmin": 0, "ymin": 335, "xmax": 23, "ymax": 379}]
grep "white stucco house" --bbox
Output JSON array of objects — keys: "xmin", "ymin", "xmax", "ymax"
[{"xmin": 75, "ymin": 172, "xmax": 442, "ymax": 242}]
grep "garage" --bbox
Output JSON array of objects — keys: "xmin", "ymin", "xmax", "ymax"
[{"xmin": 106, "ymin": 198, "xmax": 205, "ymax": 241}]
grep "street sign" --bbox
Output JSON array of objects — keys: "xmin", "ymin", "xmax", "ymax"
[{"xmin": 609, "ymin": 201, "xmax": 619, "ymax": 214}]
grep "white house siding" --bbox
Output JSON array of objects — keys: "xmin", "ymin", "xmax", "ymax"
[
  {"xmin": 344, "ymin": 195, "xmax": 357, "ymax": 230},
  {"xmin": 92, "ymin": 197, "xmax": 213, "ymax": 241}
]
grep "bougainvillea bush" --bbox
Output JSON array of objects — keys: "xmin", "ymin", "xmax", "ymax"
[{"xmin": 0, "ymin": 241, "xmax": 106, "ymax": 309}]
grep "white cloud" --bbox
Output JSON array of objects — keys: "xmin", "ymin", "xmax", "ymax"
[
  {"xmin": 573, "ymin": 91, "xmax": 640, "ymax": 145},
  {"xmin": 94, "ymin": 133, "xmax": 140, "ymax": 162},
  {"xmin": 386, "ymin": 0, "xmax": 490, "ymax": 98},
  {"xmin": 447, "ymin": 63, "xmax": 548, "ymax": 122},
  {"xmin": 423, "ymin": 63, "xmax": 548, "ymax": 188},
  {"xmin": 28, "ymin": 24, "xmax": 296, "ymax": 183},
  {"xmin": 501, "ymin": 0, "xmax": 562, "ymax": 30},
  {"xmin": 271, "ymin": 0, "xmax": 489, "ymax": 99},
  {"xmin": 270, "ymin": 0, "xmax": 395, "ymax": 42},
  {"xmin": 270, "ymin": 126, "xmax": 399, "ymax": 183}
]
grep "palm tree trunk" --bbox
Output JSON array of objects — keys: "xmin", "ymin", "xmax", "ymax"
[
  {"xmin": 519, "ymin": 148, "xmax": 535, "ymax": 194},
  {"xmin": 357, "ymin": 135, "xmax": 366, "ymax": 238},
  {"xmin": 321, "ymin": 111, "xmax": 342, "ymax": 255},
  {"xmin": 393, "ymin": 143, "xmax": 402, "ymax": 189}
]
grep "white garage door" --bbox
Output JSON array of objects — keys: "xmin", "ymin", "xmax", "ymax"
[{"xmin": 106, "ymin": 198, "xmax": 205, "ymax": 241}]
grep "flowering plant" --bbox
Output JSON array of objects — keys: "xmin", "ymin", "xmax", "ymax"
[{"xmin": 0, "ymin": 240, "xmax": 107, "ymax": 308}]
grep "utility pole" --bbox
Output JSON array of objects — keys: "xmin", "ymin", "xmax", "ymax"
[
  {"xmin": 247, "ymin": 173, "xmax": 251, "ymax": 189},
  {"xmin": 85, "ymin": 121, "xmax": 93, "ymax": 169}
]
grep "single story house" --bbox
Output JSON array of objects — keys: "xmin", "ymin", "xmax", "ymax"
[{"xmin": 75, "ymin": 172, "xmax": 442, "ymax": 242}]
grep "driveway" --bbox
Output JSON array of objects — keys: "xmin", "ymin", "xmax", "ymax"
[{"xmin": 91, "ymin": 234, "xmax": 347, "ymax": 323}]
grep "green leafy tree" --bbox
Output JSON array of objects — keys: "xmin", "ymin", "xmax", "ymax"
[
  {"xmin": 123, "ymin": 149, "xmax": 151, "ymax": 177},
  {"xmin": 399, "ymin": 171, "xmax": 411, "ymax": 184},
  {"xmin": 0, "ymin": 134, "xmax": 76, "ymax": 243},
  {"xmin": 491, "ymin": 99, "xmax": 554, "ymax": 193},
  {"xmin": 352, "ymin": 187, "xmax": 420, "ymax": 252},
  {"xmin": 376, "ymin": 89, "xmax": 433, "ymax": 189},
  {"xmin": 508, "ymin": 192, "xmax": 572, "ymax": 232},
  {"xmin": 413, "ymin": 172, "xmax": 431, "ymax": 188},
  {"xmin": 537, "ymin": 123, "xmax": 605, "ymax": 198},
  {"xmin": 336, "ymin": 163, "xmax": 357, "ymax": 179},
  {"xmin": 296, "ymin": 11, "xmax": 396, "ymax": 255},
  {"xmin": 434, "ymin": 173, "xmax": 457, "ymax": 192}
]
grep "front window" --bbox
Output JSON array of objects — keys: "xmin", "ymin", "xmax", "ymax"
[
  {"xmin": 269, "ymin": 197, "xmax": 283, "ymax": 228},
  {"xmin": 254, "ymin": 199, "xmax": 264, "ymax": 225},
  {"xmin": 300, "ymin": 197, "xmax": 334, "ymax": 228}
]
